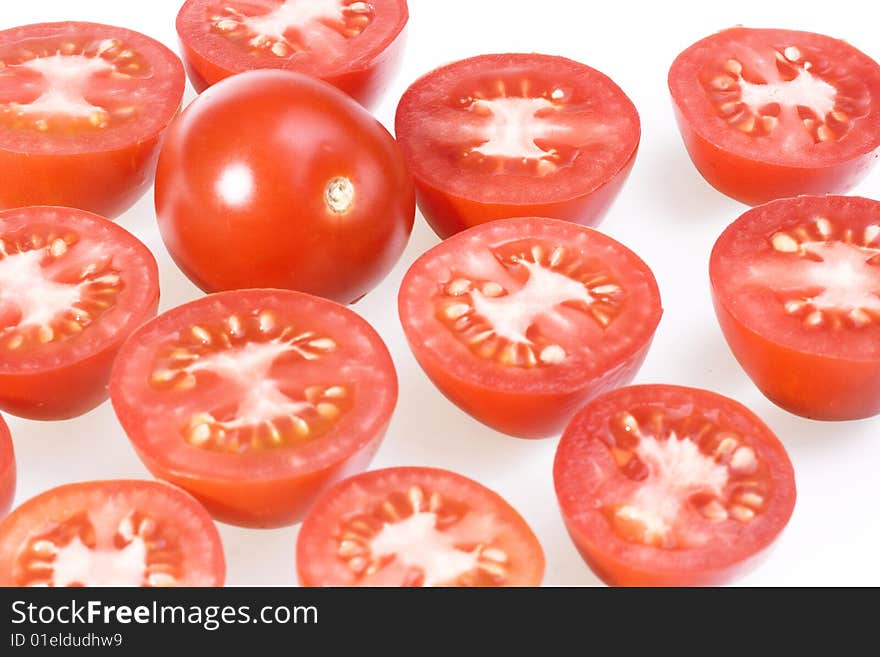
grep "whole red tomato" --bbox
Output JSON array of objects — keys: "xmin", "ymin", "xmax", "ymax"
[{"xmin": 155, "ymin": 70, "xmax": 414, "ymax": 304}]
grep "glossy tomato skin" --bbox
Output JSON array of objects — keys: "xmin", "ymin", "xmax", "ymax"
[
  {"xmin": 554, "ymin": 385, "xmax": 796, "ymax": 587},
  {"xmin": 297, "ymin": 467, "xmax": 545, "ymax": 587},
  {"xmin": 395, "ymin": 53, "xmax": 641, "ymax": 239},
  {"xmin": 110, "ymin": 289, "xmax": 398, "ymax": 528},
  {"xmin": 710, "ymin": 196, "xmax": 880, "ymax": 420},
  {"xmin": 0, "ymin": 418, "xmax": 14, "ymax": 518},
  {"xmin": 669, "ymin": 27, "xmax": 880, "ymax": 206},
  {"xmin": 0, "ymin": 207, "xmax": 159, "ymax": 421},
  {"xmin": 0, "ymin": 480, "xmax": 225, "ymax": 586},
  {"xmin": 0, "ymin": 23, "xmax": 185, "ymax": 219},
  {"xmin": 155, "ymin": 70, "xmax": 414, "ymax": 304},
  {"xmin": 176, "ymin": 0, "xmax": 408, "ymax": 108},
  {"xmin": 399, "ymin": 217, "xmax": 662, "ymax": 438}
]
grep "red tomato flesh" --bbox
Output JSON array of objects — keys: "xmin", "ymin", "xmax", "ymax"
[
  {"xmin": 554, "ymin": 385, "xmax": 796, "ymax": 586},
  {"xmin": 176, "ymin": 0, "xmax": 408, "ymax": 107},
  {"xmin": 155, "ymin": 70, "xmax": 414, "ymax": 304},
  {"xmin": 669, "ymin": 27, "xmax": 880, "ymax": 205},
  {"xmin": 395, "ymin": 53, "xmax": 640, "ymax": 238},
  {"xmin": 711, "ymin": 195, "xmax": 880, "ymax": 420},
  {"xmin": 0, "ymin": 418, "xmax": 14, "ymax": 518},
  {"xmin": 297, "ymin": 466, "xmax": 544, "ymax": 586},
  {"xmin": 398, "ymin": 217, "xmax": 662, "ymax": 438},
  {"xmin": 110, "ymin": 289, "xmax": 398, "ymax": 528},
  {"xmin": 0, "ymin": 206, "xmax": 158, "ymax": 420},
  {"xmin": 0, "ymin": 22, "xmax": 185, "ymax": 218},
  {"xmin": 0, "ymin": 480, "xmax": 225, "ymax": 586}
]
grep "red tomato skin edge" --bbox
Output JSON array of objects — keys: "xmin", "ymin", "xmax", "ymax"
[
  {"xmin": 413, "ymin": 149, "xmax": 638, "ymax": 240},
  {"xmin": 178, "ymin": 28, "xmax": 407, "ymax": 109},
  {"xmin": 405, "ymin": 334, "xmax": 656, "ymax": 439},
  {"xmin": 559, "ymin": 513, "xmax": 778, "ymax": 587},
  {"xmin": 0, "ymin": 423, "xmax": 14, "ymax": 519},
  {"xmin": 670, "ymin": 103, "xmax": 879, "ymax": 206},
  {"xmin": 0, "ymin": 299, "xmax": 159, "ymax": 422},
  {"xmin": 0, "ymin": 137, "xmax": 175, "ymax": 220},
  {"xmin": 711, "ymin": 290, "xmax": 880, "ymax": 420},
  {"xmin": 132, "ymin": 421, "xmax": 390, "ymax": 529}
]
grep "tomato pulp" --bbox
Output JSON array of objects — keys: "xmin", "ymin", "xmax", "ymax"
[
  {"xmin": 711, "ymin": 195, "xmax": 880, "ymax": 420},
  {"xmin": 0, "ymin": 206, "xmax": 158, "ymax": 420},
  {"xmin": 0, "ymin": 22, "xmax": 185, "ymax": 218},
  {"xmin": 110, "ymin": 289, "xmax": 398, "ymax": 528},
  {"xmin": 297, "ymin": 467, "xmax": 544, "ymax": 586},
  {"xmin": 0, "ymin": 417, "xmax": 14, "ymax": 518},
  {"xmin": 0, "ymin": 480, "xmax": 225, "ymax": 586},
  {"xmin": 395, "ymin": 53, "xmax": 640, "ymax": 238},
  {"xmin": 554, "ymin": 385, "xmax": 796, "ymax": 586},
  {"xmin": 176, "ymin": 0, "xmax": 408, "ymax": 107},
  {"xmin": 398, "ymin": 217, "xmax": 662, "ymax": 438},
  {"xmin": 155, "ymin": 70, "xmax": 414, "ymax": 304},
  {"xmin": 669, "ymin": 27, "xmax": 880, "ymax": 205}
]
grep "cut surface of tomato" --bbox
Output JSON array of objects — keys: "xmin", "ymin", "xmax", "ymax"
[
  {"xmin": 398, "ymin": 217, "xmax": 661, "ymax": 438},
  {"xmin": 711, "ymin": 195, "xmax": 880, "ymax": 420},
  {"xmin": 176, "ymin": 0, "xmax": 408, "ymax": 106},
  {"xmin": 554, "ymin": 385, "xmax": 796, "ymax": 587},
  {"xmin": 669, "ymin": 27, "xmax": 880, "ymax": 205},
  {"xmin": 0, "ymin": 206, "xmax": 158, "ymax": 420},
  {"xmin": 395, "ymin": 53, "xmax": 640, "ymax": 238},
  {"xmin": 297, "ymin": 466, "xmax": 544, "ymax": 586},
  {"xmin": 0, "ymin": 22, "xmax": 185, "ymax": 217},
  {"xmin": 110, "ymin": 289, "xmax": 397, "ymax": 528},
  {"xmin": 0, "ymin": 479, "xmax": 224, "ymax": 586},
  {"xmin": 0, "ymin": 417, "xmax": 13, "ymax": 518}
]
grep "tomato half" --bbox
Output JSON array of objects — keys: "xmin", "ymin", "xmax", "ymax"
[
  {"xmin": 0, "ymin": 479, "xmax": 224, "ymax": 586},
  {"xmin": 176, "ymin": 0, "xmax": 408, "ymax": 107},
  {"xmin": 0, "ymin": 22, "xmax": 185, "ymax": 218},
  {"xmin": 394, "ymin": 53, "xmax": 640, "ymax": 238},
  {"xmin": 0, "ymin": 206, "xmax": 158, "ymax": 420},
  {"xmin": 711, "ymin": 195, "xmax": 880, "ymax": 420},
  {"xmin": 155, "ymin": 70, "xmax": 414, "ymax": 304},
  {"xmin": 669, "ymin": 27, "xmax": 880, "ymax": 205},
  {"xmin": 110, "ymin": 289, "xmax": 398, "ymax": 528},
  {"xmin": 0, "ymin": 417, "xmax": 14, "ymax": 518},
  {"xmin": 297, "ymin": 466, "xmax": 544, "ymax": 586},
  {"xmin": 554, "ymin": 385, "xmax": 796, "ymax": 587},
  {"xmin": 398, "ymin": 217, "xmax": 662, "ymax": 438}
]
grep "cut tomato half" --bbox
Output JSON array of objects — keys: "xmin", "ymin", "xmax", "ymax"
[
  {"xmin": 176, "ymin": 0, "xmax": 408, "ymax": 107},
  {"xmin": 711, "ymin": 195, "xmax": 880, "ymax": 420},
  {"xmin": 398, "ymin": 217, "xmax": 662, "ymax": 438},
  {"xmin": 110, "ymin": 289, "xmax": 398, "ymax": 528},
  {"xmin": 0, "ymin": 206, "xmax": 159, "ymax": 420},
  {"xmin": 0, "ymin": 479, "xmax": 224, "ymax": 586},
  {"xmin": 554, "ymin": 385, "xmax": 796, "ymax": 587},
  {"xmin": 0, "ymin": 22, "xmax": 185, "ymax": 218},
  {"xmin": 395, "ymin": 53, "xmax": 640, "ymax": 238},
  {"xmin": 297, "ymin": 466, "xmax": 544, "ymax": 586},
  {"xmin": 0, "ymin": 417, "xmax": 13, "ymax": 518},
  {"xmin": 669, "ymin": 27, "xmax": 880, "ymax": 205}
]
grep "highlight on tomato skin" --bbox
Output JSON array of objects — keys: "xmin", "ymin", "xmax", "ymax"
[
  {"xmin": 155, "ymin": 69, "xmax": 415, "ymax": 304},
  {"xmin": 176, "ymin": 0, "xmax": 409, "ymax": 108},
  {"xmin": 110, "ymin": 288, "xmax": 398, "ymax": 529},
  {"xmin": 711, "ymin": 195, "xmax": 880, "ymax": 420},
  {"xmin": 0, "ymin": 479, "xmax": 226, "ymax": 587},
  {"xmin": 0, "ymin": 22, "xmax": 186, "ymax": 218},
  {"xmin": 0, "ymin": 206, "xmax": 160, "ymax": 421},
  {"xmin": 296, "ymin": 466, "xmax": 545, "ymax": 587},
  {"xmin": 668, "ymin": 26, "xmax": 880, "ymax": 206},
  {"xmin": 0, "ymin": 417, "xmax": 14, "ymax": 519},
  {"xmin": 395, "ymin": 53, "xmax": 641, "ymax": 239},
  {"xmin": 554, "ymin": 384, "xmax": 796, "ymax": 587},
  {"xmin": 398, "ymin": 216, "xmax": 662, "ymax": 439}
]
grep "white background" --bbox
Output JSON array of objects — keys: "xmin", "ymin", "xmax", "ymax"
[{"xmin": 3, "ymin": 0, "xmax": 879, "ymax": 586}]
